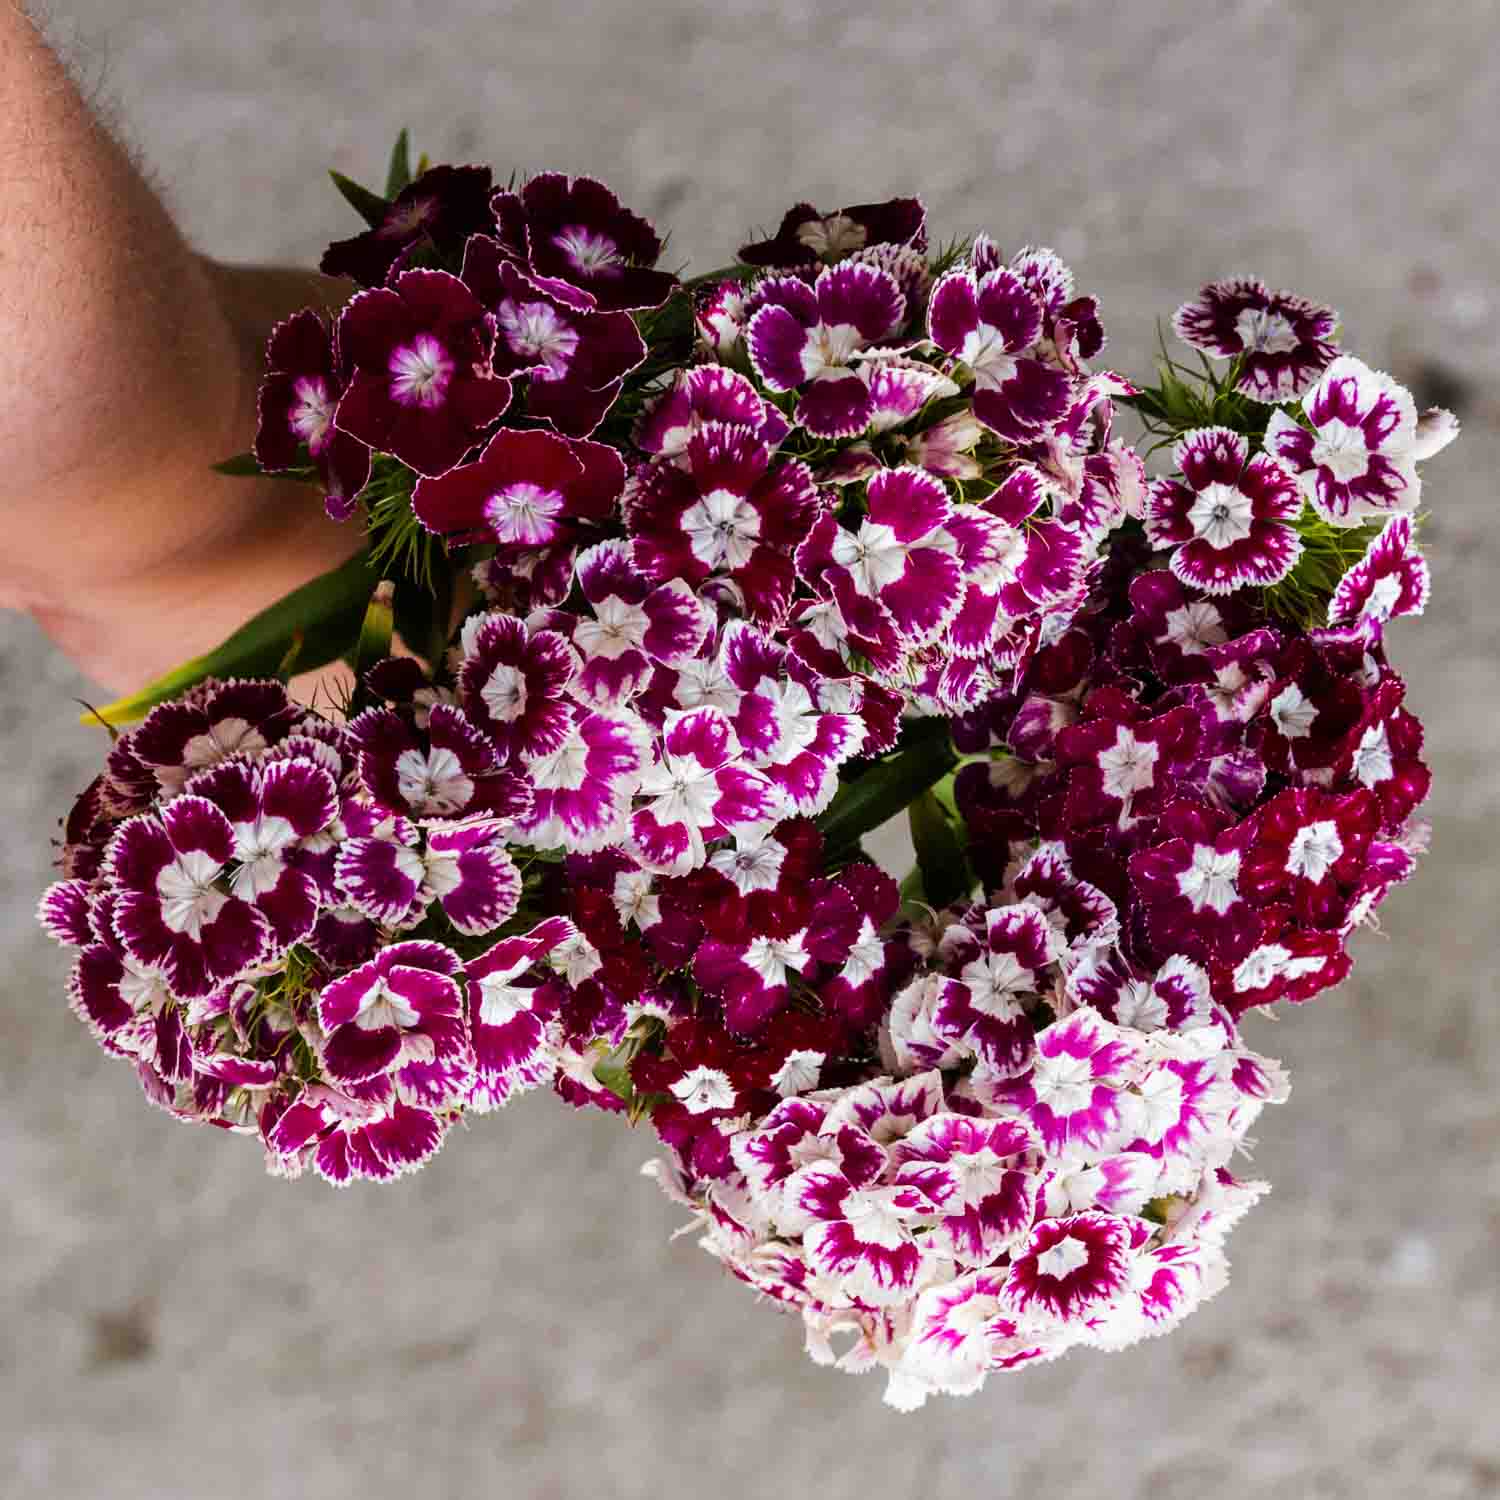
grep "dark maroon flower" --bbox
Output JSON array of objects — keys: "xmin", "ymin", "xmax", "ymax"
[
  {"xmin": 463, "ymin": 236, "xmax": 646, "ymax": 438},
  {"xmin": 334, "ymin": 269, "xmax": 512, "ymax": 477},
  {"xmin": 737, "ymin": 196, "xmax": 927, "ymax": 269},
  {"xmin": 320, "ymin": 164, "xmax": 496, "ymax": 288},
  {"xmin": 411, "ymin": 425, "xmax": 624, "ymax": 545},
  {"xmin": 254, "ymin": 310, "xmax": 372, "ymax": 520},
  {"xmin": 491, "ymin": 172, "xmax": 678, "ymax": 313}
]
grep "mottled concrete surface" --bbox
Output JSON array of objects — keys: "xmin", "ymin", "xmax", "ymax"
[{"xmin": 5, "ymin": 4, "xmax": 1499, "ymax": 1497}]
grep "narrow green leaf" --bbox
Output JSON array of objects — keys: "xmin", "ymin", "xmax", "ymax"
[
  {"xmin": 384, "ymin": 129, "xmax": 413, "ymax": 198},
  {"xmin": 817, "ymin": 721, "xmax": 958, "ymax": 858},
  {"xmin": 212, "ymin": 452, "xmax": 265, "ymax": 477},
  {"xmin": 329, "ymin": 169, "xmax": 390, "ymax": 229},
  {"xmin": 352, "ymin": 580, "xmax": 396, "ymax": 679},
  {"xmin": 908, "ymin": 787, "xmax": 972, "ymax": 910},
  {"xmin": 86, "ymin": 550, "xmax": 378, "ymax": 726}
]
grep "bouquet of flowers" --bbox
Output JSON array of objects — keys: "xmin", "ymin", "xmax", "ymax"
[{"xmin": 40, "ymin": 135, "xmax": 1456, "ymax": 1409}]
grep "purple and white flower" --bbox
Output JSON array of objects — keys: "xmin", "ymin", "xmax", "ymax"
[
  {"xmin": 1146, "ymin": 427, "xmax": 1302, "ymax": 594},
  {"xmin": 1172, "ymin": 277, "xmax": 1339, "ymax": 402}
]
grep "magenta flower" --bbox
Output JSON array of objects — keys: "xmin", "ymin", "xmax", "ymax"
[
  {"xmin": 731, "ymin": 1096, "xmax": 885, "ymax": 1220},
  {"xmin": 1127, "ymin": 802, "xmax": 1261, "ymax": 966},
  {"xmin": 349, "ymin": 703, "xmax": 530, "ymax": 821},
  {"xmin": 263, "ymin": 1081, "xmax": 449, "ymax": 1187},
  {"xmin": 510, "ymin": 702, "xmax": 649, "ymax": 854},
  {"xmin": 717, "ymin": 620, "xmax": 867, "ymax": 817},
  {"xmin": 332, "ymin": 815, "xmax": 427, "ymax": 930},
  {"xmin": 108, "ymin": 797, "xmax": 272, "ymax": 999},
  {"xmin": 929, "ymin": 903, "xmax": 1054, "ymax": 1078},
  {"xmin": 787, "ymin": 1163, "xmax": 939, "ymax": 1308},
  {"xmin": 569, "ymin": 540, "xmax": 712, "ymax": 706},
  {"xmin": 321, "ymin": 163, "xmax": 496, "ymax": 288},
  {"xmin": 1055, "ymin": 701, "xmax": 1202, "ymax": 832},
  {"xmin": 490, "ymin": 172, "xmax": 678, "ymax": 313},
  {"xmin": 316, "ymin": 940, "xmax": 470, "ymax": 1100},
  {"xmin": 1329, "ymin": 515, "xmax": 1430, "ymax": 632},
  {"xmin": 457, "ymin": 612, "xmax": 581, "ymax": 764},
  {"xmin": 462, "ymin": 235, "xmax": 646, "ymax": 438},
  {"xmin": 737, "ymin": 196, "xmax": 927, "ymax": 269},
  {"xmin": 1264, "ymin": 356, "xmax": 1421, "ymax": 526},
  {"xmin": 746, "ymin": 263, "xmax": 907, "ymax": 438},
  {"xmin": 891, "ymin": 1114, "xmax": 1038, "ymax": 1266},
  {"xmin": 412, "ymin": 425, "xmax": 624, "ymax": 545},
  {"xmin": 927, "ymin": 266, "xmax": 1071, "ymax": 441},
  {"xmin": 982, "ymin": 1008, "xmax": 1144, "ymax": 1160},
  {"xmin": 633, "ymin": 366, "xmax": 781, "ymax": 461},
  {"xmin": 630, "ymin": 706, "xmax": 780, "ymax": 876},
  {"xmin": 254, "ymin": 310, "xmax": 371, "ymax": 520},
  {"xmin": 1146, "ymin": 427, "xmax": 1302, "ymax": 595},
  {"xmin": 1069, "ymin": 951, "xmax": 1220, "ymax": 1038},
  {"xmin": 693, "ymin": 923, "xmax": 812, "ymax": 1033},
  {"xmin": 129, "ymin": 679, "xmax": 302, "ymax": 796},
  {"xmin": 1172, "ymin": 277, "xmax": 1338, "ymax": 402},
  {"xmin": 1240, "ymin": 786, "xmax": 1381, "ymax": 929},
  {"xmin": 628, "ymin": 423, "xmax": 822, "ymax": 628},
  {"xmin": 464, "ymin": 916, "xmax": 576, "ymax": 1111},
  {"xmin": 1003, "ymin": 1211, "xmax": 1136, "ymax": 1324},
  {"xmin": 334, "ymin": 269, "xmax": 512, "ymax": 477},
  {"xmin": 182, "ymin": 754, "xmax": 339, "ymax": 953},
  {"xmin": 797, "ymin": 465, "xmax": 964, "ymax": 664}
]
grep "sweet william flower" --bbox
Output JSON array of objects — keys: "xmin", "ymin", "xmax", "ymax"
[
  {"xmin": 129, "ymin": 679, "xmax": 302, "ymax": 797},
  {"xmin": 1172, "ymin": 277, "xmax": 1338, "ymax": 402},
  {"xmin": 463, "ymin": 235, "xmax": 646, "ymax": 438},
  {"xmin": 633, "ymin": 366, "xmax": 786, "ymax": 461},
  {"xmin": 262, "ymin": 1080, "xmax": 449, "ymax": 1187},
  {"xmin": 457, "ymin": 611, "xmax": 581, "ymax": 764},
  {"xmin": 1328, "ymin": 514, "xmax": 1430, "ymax": 631},
  {"xmin": 253, "ymin": 309, "xmax": 371, "ymax": 520},
  {"xmin": 747, "ymin": 263, "xmax": 907, "ymax": 438},
  {"xmin": 1003, "ymin": 1210, "xmax": 1137, "ymax": 1326},
  {"xmin": 628, "ymin": 423, "xmax": 823, "ymax": 628},
  {"xmin": 1264, "ymin": 355, "xmax": 1421, "ymax": 526},
  {"xmin": 927, "ymin": 264, "xmax": 1072, "ymax": 441},
  {"xmin": 490, "ymin": 171, "xmax": 678, "ymax": 313},
  {"xmin": 320, "ymin": 163, "xmax": 496, "ymax": 288},
  {"xmin": 1145, "ymin": 426, "xmax": 1302, "ymax": 595},
  {"xmin": 335, "ymin": 268, "xmax": 512, "ymax": 477},
  {"xmin": 108, "ymin": 796, "xmax": 272, "ymax": 1000},
  {"xmin": 737, "ymin": 196, "xmax": 926, "ymax": 269}
]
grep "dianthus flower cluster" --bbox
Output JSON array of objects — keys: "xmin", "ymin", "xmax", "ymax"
[{"xmin": 40, "ymin": 144, "xmax": 1455, "ymax": 1407}]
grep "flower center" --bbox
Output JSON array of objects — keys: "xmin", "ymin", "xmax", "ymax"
[
  {"xmin": 481, "ymin": 662, "xmax": 529, "ymax": 722},
  {"xmin": 290, "ymin": 376, "xmax": 335, "ymax": 451},
  {"xmin": 1285, "ymin": 819, "xmax": 1344, "ymax": 883},
  {"xmin": 1186, "ymin": 481, "xmax": 1255, "ymax": 549},
  {"xmin": 394, "ymin": 745, "xmax": 474, "ymax": 816},
  {"xmin": 682, "ymin": 488, "xmax": 761, "ymax": 571},
  {"xmin": 497, "ymin": 298, "xmax": 579, "ymax": 379},
  {"xmin": 388, "ymin": 334, "xmax": 454, "ymax": 408},
  {"xmin": 155, "ymin": 850, "xmax": 227, "ymax": 940},
  {"xmin": 554, "ymin": 225, "xmax": 622, "ymax": 276},
  {"xmin": 1177, "ymin": 844, "xmax": 1241, "ymax": 914},
  {"xmin": 1310, "ymin": 418, "xmax": 1372, "ymax": 483},
  {"xmin": 484, "ymin": 482, "xmax": 566, "ymax": 546},
  {"xmin": 1030, "ymin": 1050, "xmax": 1095, "ymax": 1117},
  {"xmin": 353, "ymin": 977, "xmax": 420, "ymax": 1032},
  {"xmin": 1234, "ymin": 306, "xmax": 1299, "ymax": 356},
  {"xmin": 1034, "ymin": 1235, "xmax": 1091, "ymax": 1280},
  {"xmin": 797, "ymin": 213, "xmax": 867, "ymax": 258}
]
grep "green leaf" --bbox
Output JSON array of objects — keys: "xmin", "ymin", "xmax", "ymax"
[
  {"xmin": 908, "ymin": 787, "xmax": 971, "ymax": 910},
  {"xmin": 85, "ymin": 550, "xmax": 380, "ymax": 726},
  {"xmin": 329, "ymin": 169, "xmax": 389, "ymax": 229},
  {"xmin": 352, "ymin": 580, "xmax": 396, "ymax": 680},
  {"xmin": 384, "ymin": 129, "xmax": 413, "ymax": 198},
  {"xmin": 212, "ymin": 452, "xmax": 265, "ymax": 478},
  {"xmin": 817, "ymin": 720, "xmax": 958, "ymax": 859}
]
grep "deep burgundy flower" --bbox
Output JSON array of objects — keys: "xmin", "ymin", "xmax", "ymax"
[
  {"xmin": 321, "ymin": 164, "xmax": 497, "ymax": 287},
  {"xmin": 412, "ymin": 425, "xmax": 624, "ymax": 544},
  {"xmin": 254, "ymin": 310, "xmax": 372, "ymax": 520},
  {"xmin": 334, "ymin": 268, "xmax": 512, "ymax": 477},
  {"xmin": 737, "ymin": 196, "xmax": 927, "ymax": 269},
  {"xmin": 463, "ymin": 235, "xmax": 646, "ymax": 438},
  {"xmin": 490, "ymin": 172, "xmax": 678, "ymax": 313}
]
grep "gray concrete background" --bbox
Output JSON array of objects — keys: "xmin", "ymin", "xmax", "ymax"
[{"xmin": 4, "ymin": 3, "xmax": 1498, "ymax": 1497}]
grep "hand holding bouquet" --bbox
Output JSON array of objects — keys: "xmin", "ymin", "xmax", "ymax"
[{"xmin": 41, "ymin": 137, "xmax": 1455, "ymax": 1408}]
